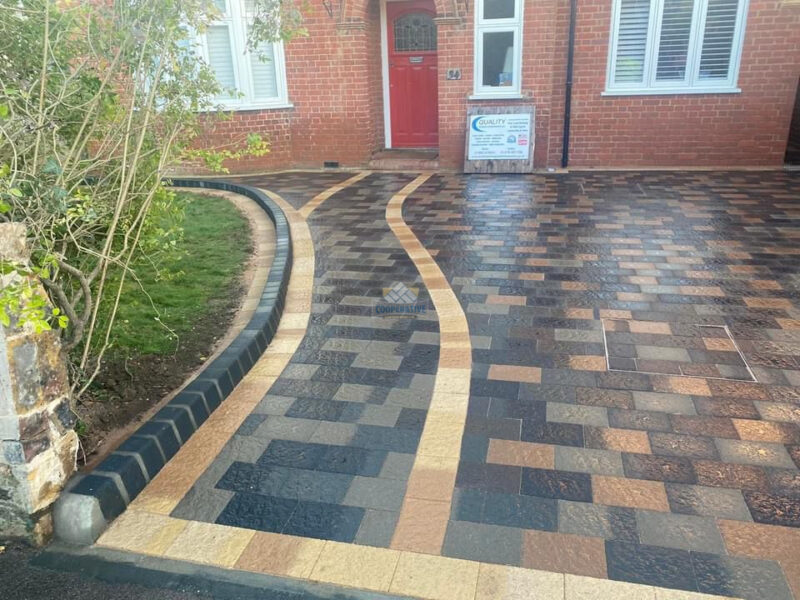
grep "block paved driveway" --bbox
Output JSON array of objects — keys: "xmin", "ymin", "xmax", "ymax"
[
  {"xmin": 402, "ymin": 171, "xmax": 800, "ymax": 598},
  {"xmin": 105, "ymin": 170, "xmax": 800, "ymax": 600},
  {"xmin": 174, "ymin": 173, "xmax": 435, "ymax": 546}
]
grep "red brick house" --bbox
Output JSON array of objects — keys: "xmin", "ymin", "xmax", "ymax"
[{"xmin": 199, "ymin": 0, "xmax": 800, "ymax": 171}]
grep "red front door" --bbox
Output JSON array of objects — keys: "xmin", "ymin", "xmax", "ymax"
[{"xmin": 387, "ymin": 0, "xmax": 438, "ymax": 148}]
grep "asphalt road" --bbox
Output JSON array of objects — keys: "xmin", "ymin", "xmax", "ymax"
[
  {"xmin": 0, "ymin": 542, "xmax": 206, "ymax": 600},
  {"xmin": 0, "ymin": 541, "xmax": 378, "ymax": 600}
]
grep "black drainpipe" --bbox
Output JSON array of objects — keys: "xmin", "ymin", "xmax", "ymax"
[{"xmin": 561, "ymin": 0, "xmax": 577, "ymax": 169}]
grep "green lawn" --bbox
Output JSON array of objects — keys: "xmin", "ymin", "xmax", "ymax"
[{"xmin": 102, "ymin": 192, "xmax": 251, "ymax": 356}]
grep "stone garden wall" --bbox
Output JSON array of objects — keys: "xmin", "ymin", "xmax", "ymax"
[{"xmin": 0, "ymin": 223, "xmax": 78, "ymax": 544}]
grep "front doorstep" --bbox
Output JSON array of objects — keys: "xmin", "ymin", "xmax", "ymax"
[{"xmin": 368, "ymin": 149, "xmax": 439, "ymax": 171}]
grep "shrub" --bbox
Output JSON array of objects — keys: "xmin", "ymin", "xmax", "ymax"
[{"xmin": 0, "ymin": 0, "xmax": 302, "ymax": 402}]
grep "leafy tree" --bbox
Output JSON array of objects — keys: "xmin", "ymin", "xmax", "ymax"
[{"xmin": 0, "ymin": 0, "xmax": 303, "ymax": 401}]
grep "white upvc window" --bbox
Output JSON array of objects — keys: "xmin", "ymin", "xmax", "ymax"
[
  {"xmin": 200, "ymin": 0, "xmax": 290, "ymax": 110},
  {"xmin": 605, "ymin": 0, "xmax": 749, "ymax": 95},
  {"xmin": 472, "ymin": 0, "xmax": 524, "ymax": 98}
]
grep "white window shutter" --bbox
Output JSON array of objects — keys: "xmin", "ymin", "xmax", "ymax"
[
  {"xmin": 698, "ymin": 0, "xmax": 739, "ymax": 80},
  {"xmin": 207, "ymin": 25, "xmax": 237, "ymax": 96},
  {"xmin": 250, "ymin": 43, "xmax": 279, "ymax": 98},
  {"xmin": 606, "ymin": 0, "xmax": 746, "ymax": 93},
  {"xmin": 199, "ymin": 0, "xmax": 289, "ymax": 107},
  {"xmin": 655, "ymin": 0, "xmax": 695, "ymax": 81},
  {"xmin": 614, "ymin": 0, "xmax": 651, "ymax": 84}
]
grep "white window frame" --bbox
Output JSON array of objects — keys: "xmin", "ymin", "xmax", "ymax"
[
  {"xmin": 604, "ymin": 0, "xmax": 749, "ymax": 96},
  {"xmin": 472, "ymin": 0, "xmax": 525, "ymax": 99},
  {"xmin": 199, "ymin": 0, "xmax": 291, "ymax": 110}
]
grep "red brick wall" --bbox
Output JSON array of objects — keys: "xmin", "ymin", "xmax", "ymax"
[
  {"xmin": 204, "ymin": 2, "xmax": 385, "ymax": 172},
  {"xmin": 285, "ymin": 4, "xmax": 384, "ymax": 168},
  {"xmin": 198, "ymin": 110, "xmax": 293, "ymax": 171},
  {"xmin": 566, "ymin": 0, "xmax": 800, "ymax": 168},
  {"xmin": 435, "ymin": 18, "xmax": 473, "ymax": 169},
  {"xmin": 203, "ymin": 0, "xmax": 800, "ymax": 172}
]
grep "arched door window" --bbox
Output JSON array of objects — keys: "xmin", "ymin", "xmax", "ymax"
[{"xmin": 393, "ymin": 13, "xmax": 437, "ymax": 52}]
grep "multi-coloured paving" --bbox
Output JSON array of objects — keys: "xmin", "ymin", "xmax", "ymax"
[
  {"xmin": 173, "ymin": 172, "xmax": 435, "ymax": 546},
  {"xmin": 94, "ymin": 170, "xmax": 800, "ymax": 600},
  {"xmin": 403, "ymin": 172, "xmax": 800, "ymax": 598}
]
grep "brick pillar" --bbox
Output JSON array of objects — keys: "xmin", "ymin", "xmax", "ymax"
[{"xmin": 0, "ymin": 223, "xmax": 78, "ymax": 545}]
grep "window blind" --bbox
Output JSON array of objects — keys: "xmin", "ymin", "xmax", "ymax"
[
  {"xmin": 207, "ymin": 25, "xmax": 237, "ymax": 96},
  {"xmin": 250, "ymin": 42, "xmax": 279, "ymax": 98},
  {"xmin": 614, "ymin": 0, "xmax": 651, "ymax": 84},
  {"xmin": 699, "ymin": 0, "xmax": 738, "ymax": 80},
  {"xmin": 655, "ymin": 0, "xmax": 695, "ymax": 81}
]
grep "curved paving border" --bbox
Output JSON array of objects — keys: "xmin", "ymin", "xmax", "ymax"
[
  {"xmin": 298, "ymin": 170, "xmax": 371, "ymax": 219},
  {"xmin": 384, "ymin": 174, "xmax": 475, "ymax": 555},
  {"xmin": 53, "ymin": 180, "xmax": 292, "ymax": 545}
]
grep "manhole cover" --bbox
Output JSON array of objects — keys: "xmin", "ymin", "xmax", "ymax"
[{"xmin": 601, "ymin": 320, "xmax": 757, "ymax": 382}]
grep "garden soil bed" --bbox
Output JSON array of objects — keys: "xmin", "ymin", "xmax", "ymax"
[
  {"xmin": 75, "ymin": 287, "xmax": 244, "ymax": 466},
  {"xmin": 72, "ymin": 190, "xmax": 262, "ymax": 469}
]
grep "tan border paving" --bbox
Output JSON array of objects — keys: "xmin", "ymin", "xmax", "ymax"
[
  {"xmin": 97, "ymin": 175, "xmax": 742, "ymax": 600},
  {"xmin": 384, "ymin": 173, "xmax": 474, "ymax": 555},
  {"xmin": 99, "ymin": 508, "xmax": 737, "ymax": 600},
  {"xmin": 299, "ymin": 170, "xmax": 371, "ymax": 219}
]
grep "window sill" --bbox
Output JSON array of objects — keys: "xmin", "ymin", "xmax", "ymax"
[
  {"xmin": 209, "ymin": 102, "xmax": 294, "ymax": 112},
  {"xmin": 601, "ymin": 87, "xmax": 741, "ymax": 97},
  {"xmin": 469, "ymin": 93, "xmax": 526, "ymax": 101}
]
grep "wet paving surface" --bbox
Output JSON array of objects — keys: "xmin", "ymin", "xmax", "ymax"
[
  {"xmin": 402, "ymin": 171, "xmax": 800, "ymax": 599},
  {"xmin": 233, "ymin": 171, "xmax": 356, "ymax": 210},
  {"xmin": 175, "ymin": 170, "xmax": 800, "ymax": 600},
  {"xmin": 173, "ymin": 173, "xmax": 440, "ymax": 547}
]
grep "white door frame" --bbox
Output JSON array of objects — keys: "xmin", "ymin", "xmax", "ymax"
[{"xmin": 379, "ymin": 0, "xmax": 394, "ymax": 149}]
